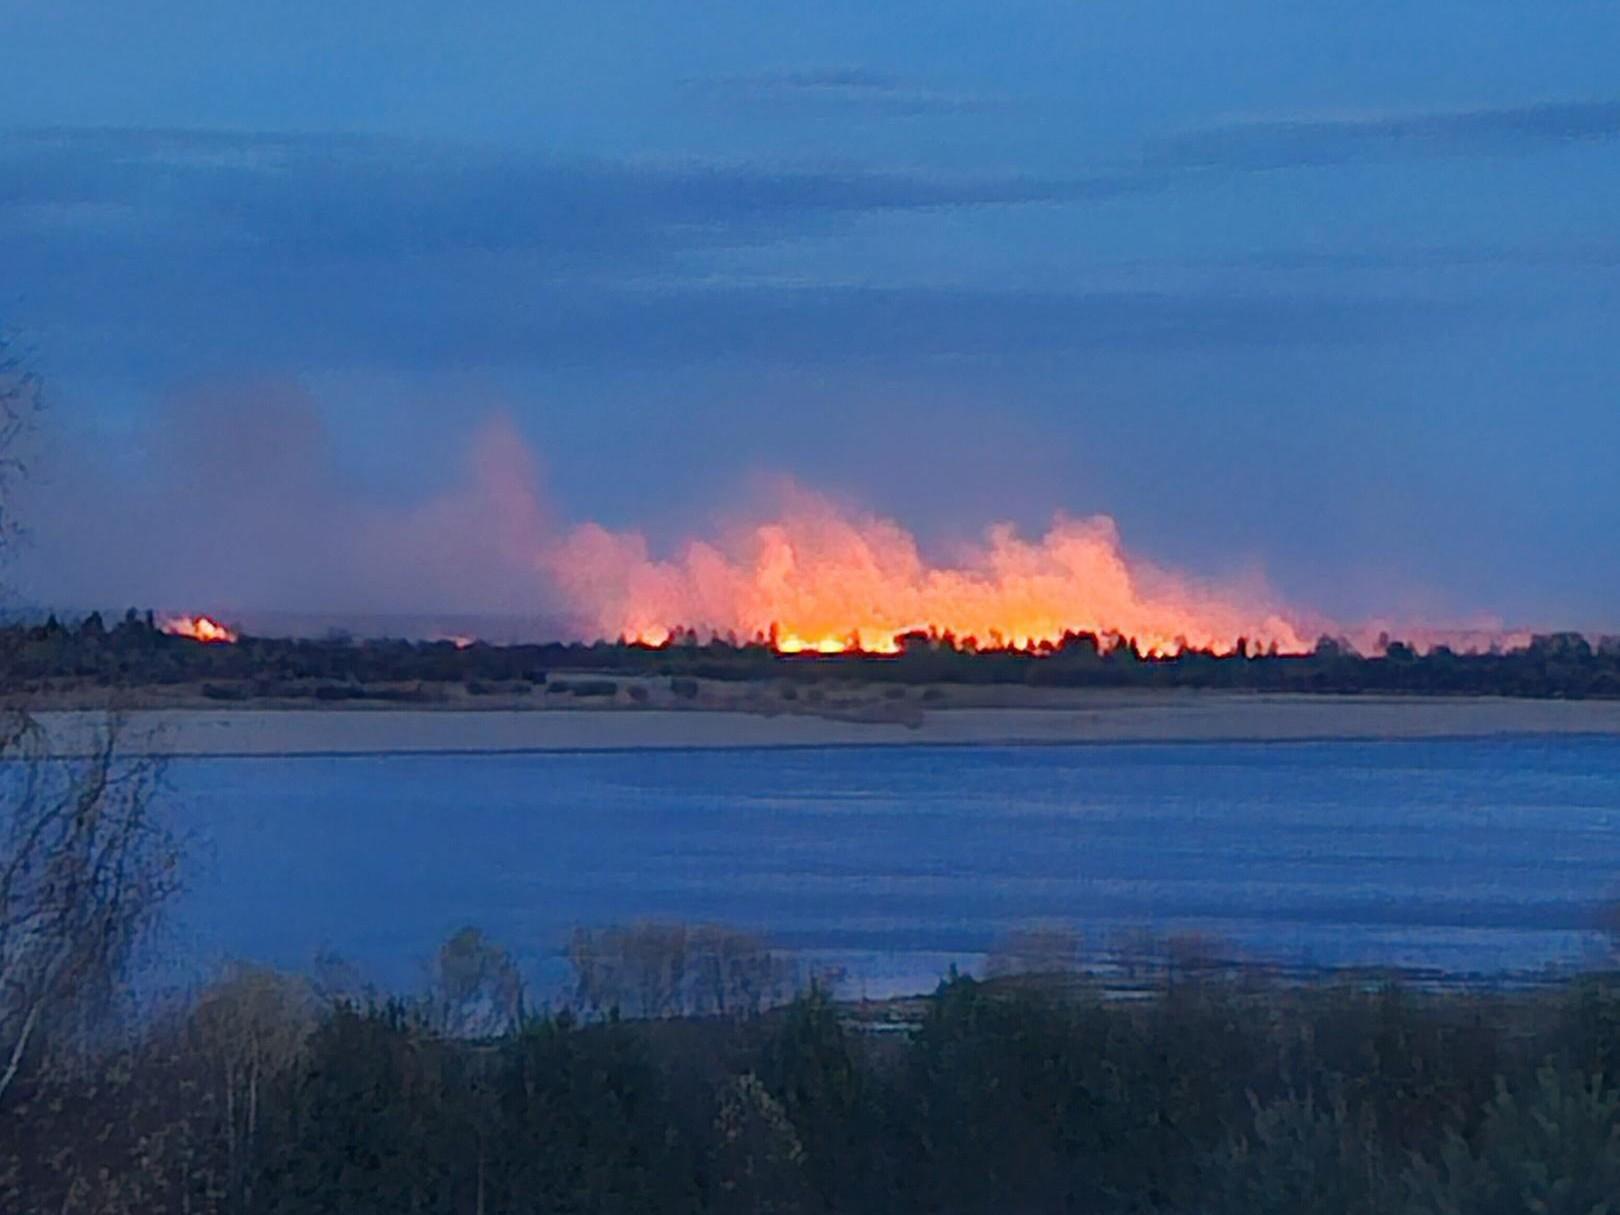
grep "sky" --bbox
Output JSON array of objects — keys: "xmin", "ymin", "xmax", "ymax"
[{"xmin": 3, "ymin": 1, "xmax": 1619, "ymax": 635}]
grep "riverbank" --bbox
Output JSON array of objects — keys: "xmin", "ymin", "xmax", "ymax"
[{"xmin": 33, "ymin": 691, "xmax": 1620, "ymax": 756}]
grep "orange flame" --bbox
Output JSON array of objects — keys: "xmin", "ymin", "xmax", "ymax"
[
  {"xmin": 162, "ymin": 614, "xmax": 238, "ymax": 644},
  {"xmin": 546, "ymin": 490, "xmax": 1311, "ymax": 657}
]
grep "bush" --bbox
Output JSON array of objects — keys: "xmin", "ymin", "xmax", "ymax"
[
  {"xmin": 897, "ymin": 976, "xmax": 1175, "ymax": 1211},
  {"xmin": 1402, "ymin": 1067, "xmax": 1620, "ymax": 1213},
  {"xmin": 23, "ymin": 931, "xmax": 1620, "ymax": 1215},
  {"xmin": 491, "ymin": 1017, "xmax": 698, "ymax": 1214},
  {"xmin": 1202, "ymin": 1093, "xmax": 1394, "ymax": 1215},
  {"xmin": 755, "ymin": 988, "xmax": 876, "ymax": 1210}
]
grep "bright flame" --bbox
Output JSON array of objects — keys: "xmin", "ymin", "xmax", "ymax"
[
  {"xmin": 161, "ymin": 614, "xmax": 238, "ymax": 644},
  {"xmin": 547, "ymin": 489, "xmax": 1312, "ymax": 657}
]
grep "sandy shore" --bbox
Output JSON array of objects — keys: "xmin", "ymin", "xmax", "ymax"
[{"xmin": 32, "ymin": 693, "xmax": 1620, "ymax": 757}]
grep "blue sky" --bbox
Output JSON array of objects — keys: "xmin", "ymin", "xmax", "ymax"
[{"xmin": 4, "ymin": 1, "xmax": 1619, "ymax": 628}]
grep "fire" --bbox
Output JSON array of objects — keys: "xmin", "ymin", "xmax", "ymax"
[
  {"xmin": 775, "ymin": 631, "xmax": 897, "ymax": 655},
  {"xmin": 161, "ymin": 614, "xmax": 238, "ymax": 644},
  {"xmin": 547, "ymin": 489, "xmax": 1312, "ymax": 657}
]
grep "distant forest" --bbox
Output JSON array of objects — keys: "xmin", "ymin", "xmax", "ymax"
[{"xmin": 5, "ymin": 610, "xmax": 1620, "ymax": 700}]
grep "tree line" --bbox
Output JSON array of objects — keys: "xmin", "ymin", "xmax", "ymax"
[{"xmin": 8, "ymin": 610, "xmax": 1620, "ymax": 700}]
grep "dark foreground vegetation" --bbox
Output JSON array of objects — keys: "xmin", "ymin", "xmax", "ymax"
[
  {"xmin": 12, "ymin": 954, "xmax": 1620, "ymax": 1214},
  {"xmin": 8, "ymin": 610, "xmax": 1620, "ymax": 700}
]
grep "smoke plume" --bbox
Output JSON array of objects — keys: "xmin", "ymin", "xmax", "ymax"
[{"xmin": 17, "ymin": 382, "xmax": 1349, "ymax": 652}]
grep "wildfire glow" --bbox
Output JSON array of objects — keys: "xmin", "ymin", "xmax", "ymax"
[
  {"xmin": 161, "ymin": 614, "xmax": 238, "ymax": 644},
  {"xmin": 546, "ymin": 490, "xmax": 1312, "ymax": 657}
]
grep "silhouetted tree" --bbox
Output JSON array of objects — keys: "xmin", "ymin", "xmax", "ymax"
[
  {"xmin": 0, "ymin": 715, "xmax": 179, "ymax": 1109},
  {"xmin": 428, "ymin": 926, "xmax": 524, "ymax": 1038},
  {"xmin": 0, "ymin": 328, "xmax": 41, "ymax": 563}
]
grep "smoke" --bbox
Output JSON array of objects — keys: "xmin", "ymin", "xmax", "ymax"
[
  {"xmin": 24, "ymin": 379, "xmax": 1550, "ymax": 655},
  {"xmin": 544, "ymin": 483, "xmax": 1312, "ymax": 654},
  {"xmin": 14, "ymin": 380, "xmax": 1328, "ymax": 651},
  {"xmin": 17, "ymin": 382, "xmax": 555, "ymax": 623}
]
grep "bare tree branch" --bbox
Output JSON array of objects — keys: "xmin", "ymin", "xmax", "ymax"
[
  {"xmin": 0, "ymin": 327, "xmax": 43, "ymax": 568},
  {"xmin": 0, "ymin": 715, "xmax": 180, "ymax": 1107}
]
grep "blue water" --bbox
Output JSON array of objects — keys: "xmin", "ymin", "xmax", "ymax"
[{"xmin": 163, "ymin": 737, "xmax": 1620, "ymax": 996}]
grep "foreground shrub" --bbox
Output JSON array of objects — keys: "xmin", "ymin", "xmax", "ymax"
[
  {"xmin": 17, "ymin": 950, "xmax": 1620, "ymax": 1214},
  {"xmin": 490, "ymin": 1014, "xmax": 698, "ymax": 1215},
  {"xmin": 755, "ymin": 988, "xmax": 878, "ymax": 1210},
  {"xmin": 1403, "ymin": 1067, "xmax": 1620, "ymax": 1214},
  {"xmin": 1202, "ymin": 1093, "xmax": 1395, "ymax": 1215}
]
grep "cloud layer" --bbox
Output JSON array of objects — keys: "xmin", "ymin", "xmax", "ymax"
[
  {"xmin": 0, "ymin": 120, "xmax": 1482, "ymax": 380},
  {"xmin": 1152, "ymin": 100, "xmax": 1620, "ymax": 173}
]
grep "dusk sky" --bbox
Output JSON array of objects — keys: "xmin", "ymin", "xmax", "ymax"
[{"xmin": 5, "ymin": 2, "xmax": 1619, "ymax": 634}]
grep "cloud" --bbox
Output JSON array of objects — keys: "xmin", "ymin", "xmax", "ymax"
[
  {"xmin": 6, "ymin": 271, "xmax": 1451, "ymax": 379},
  {"xmin": 0, "ymin": 126, "xmax": 1059, "ymax": 267},
  {"xmin": 683, "ymin": 67, "xmax": 999, "ymax": 116},
  {"xmin": 1150, "ymin": 99, "xmax": 1620, "ymax": 172},
  {"xmin": 9, "ymin": 97, "xmax": 1616, "ymax": 278},
  {"xmin": 0, "ymin": 126, "xmax": 1452, "ymax": 380},
  {"xmin": 503, "ymin": 283, "xmax": 1442, "ymax": 366}
]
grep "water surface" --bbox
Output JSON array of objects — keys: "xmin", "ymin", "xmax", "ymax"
[{"xmin": 165, "ymin": 737, "xmax": 1620, "ymax": 995}]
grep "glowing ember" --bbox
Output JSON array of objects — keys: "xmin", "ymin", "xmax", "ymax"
[
  {"xmin": 547, "ymin": 490, "xmax": 1311, "ymax": 657},
  {"xmin": 161, "ymin": 614, "xmax": 238, "ymax": 644}
]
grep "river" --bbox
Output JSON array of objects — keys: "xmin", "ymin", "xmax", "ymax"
[{"xmin": 162, "ymin": 736, "xmax": 1620, "ymax": 997}]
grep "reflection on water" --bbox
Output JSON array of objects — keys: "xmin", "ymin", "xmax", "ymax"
[{"xmin": 165, "ymin": 737, "xmax": 1620, "ymax": 995}]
